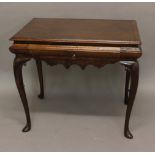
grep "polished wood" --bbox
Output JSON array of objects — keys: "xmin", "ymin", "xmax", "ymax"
[
  {"xmin": 13, "ymin": 55, "xmax": 31, "ymax": 132},
  {"xmin": 123, "ymin": 61, "xmax": 139, "ymax": 139},
  {"xmin": 10, "ymin": 18, "xmax": 141, "ymax": 45},
  {"xmin": 9, "ymin": 18, "xmax": 142, "ymax": 139},
  {"xmin": 124, "ymin": 68, "xmax": 131, "ymax": 105},
  {"xmin": 36, "ymin": 60, "xmax": 44, "ymax": 99},
  {"xmin": 10, "ymin": 44, "xmax": 142, "ymax": 59}
]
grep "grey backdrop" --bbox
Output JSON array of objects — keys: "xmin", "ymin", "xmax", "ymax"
[{"xmin": 0, "ymin": 3, "xmax": 155, "ymax": 151}]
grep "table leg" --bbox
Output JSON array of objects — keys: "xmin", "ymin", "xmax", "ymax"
[
  {"xmin": 36, "ymin": 60, "xmax": 44, "ymax": 99},
  {"xmin": 123, "ymin": 61, "xmax": 139, "ymax": 139},
  {"xmin": 13, "ymin": 55, "xmax": 31, "ymax": 132},
  {"xmin": 124, "ymin": 67, "xmax": 131, "ymax": 105}
]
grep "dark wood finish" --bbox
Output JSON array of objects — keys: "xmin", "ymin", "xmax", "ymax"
[
  {"xmin": 36, "ymin": 60, "xmax": 44, "ymax": 99},
  {"xmin": 10, "ymin": 18, "xmax": 141, "ymax": 45},
  {"xmin": 9, "ymin": 18, "xmax": 142, "ymax": 139},
  {"xmin": 122, "ymin": 61, "xmax": 139, "ymax": 139},
  {"xmin": 124, "ymin": 67, "xmax": 131, "ymax": 105},
  {"xmin": 10, "ymin": 44, "xmax": 142, "ymax": 59},
  {"xmin": 13, "ymin": 55, "xmax": 31, "ymax": 132}
]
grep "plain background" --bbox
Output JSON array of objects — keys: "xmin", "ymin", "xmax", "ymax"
[{"xmin": 0, "ymin": 3, "xmax": 155, "ymax": 151}]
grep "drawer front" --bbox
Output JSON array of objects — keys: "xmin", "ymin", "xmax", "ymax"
[{"xmin": 10, "ymin": 44, "xmax": 141, "ymax": 59}]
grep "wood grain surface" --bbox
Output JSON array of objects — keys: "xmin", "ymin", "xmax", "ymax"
[{"xmin": 10, "ymin": 18, "xmax": 141, "ymax": 45}]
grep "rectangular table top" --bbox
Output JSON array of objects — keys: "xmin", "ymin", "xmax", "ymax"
[{"xmin": 10, "ymin": 18, "xmax": 141, "ymax": 46}]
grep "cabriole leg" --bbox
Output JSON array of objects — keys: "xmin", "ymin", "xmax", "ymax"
[
  {"xmin": 36, "ymin": 60, "xmax": 44, "ymax": 99},
  {"xmin": 121, "ymin": 61, "xmax": 139, "ymax": 139},
  {"xmin": 13, "ymin": 55, "xmax": 31, "ymax": 132}
]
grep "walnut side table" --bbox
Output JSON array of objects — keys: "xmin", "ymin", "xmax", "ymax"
[{"xmin": 9, "ymin": 18, "xmax": 142, "ymax": 139}]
